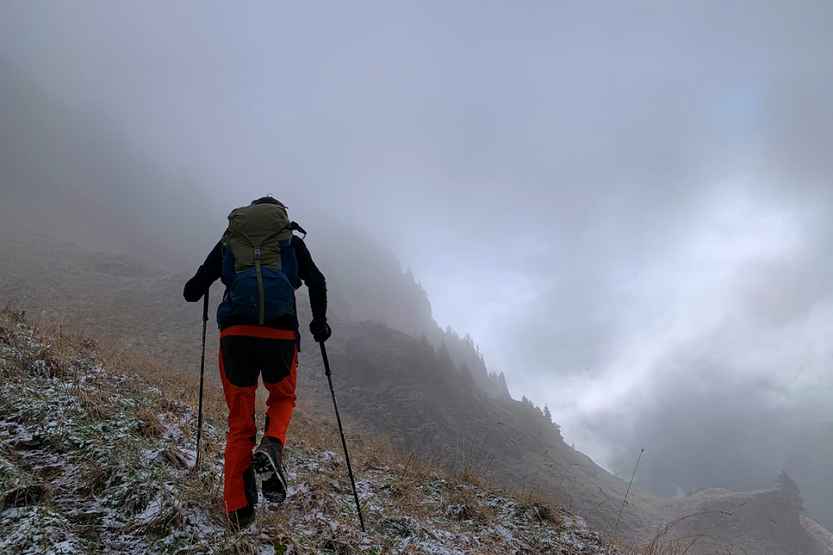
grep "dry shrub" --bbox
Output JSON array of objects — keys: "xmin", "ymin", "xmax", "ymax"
[
  {"xmin": 75, "ymin": 381, "xmax": 117, "ymax": 421},
  {"xmin": 318, "ymin": 538, "xmax": 352, "ymax": 555},
  {"xmin": 77, "ymin": 459, "xmax": 120, "ymax": 497},
  {"xmin": 128, "ymin": 494, "xmax": 188, "ymax": 539},
  {"xmin": 2, "ymin": 484, "xmax": 49, "ymax": 509},
  {"xmin": 624, "ymin": 511, "xmax": 739, "ymax": 555},
  {"xmin": 158, "ymin": 448, "xmax": 191, "ymax": 470},
  {"xmin": 136, "ymin": 406, "xmax": 165, "ymax": 440},
  {"xmin": 445, "ymin": 502, "xmax": 479, "ymax": 521},
  {"xmin": 289, "ymin": 480, "xmax": 339, "ymax": 519},
  {"xmin": 515, "ymin": 501, "xmax": 562, "ymax": 525}
]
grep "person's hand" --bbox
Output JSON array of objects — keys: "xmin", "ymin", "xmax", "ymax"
[
  {"xmin": 183, "ymin": 267, "xmax": 208, "ymax": 302},
  {"xmin": 309, "ymin": 319, "xmax": 332, "ymax": 343}
]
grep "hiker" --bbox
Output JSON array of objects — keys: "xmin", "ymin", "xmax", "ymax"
[{"xmin": 183, "ymin": 196, "xmax": 331, "ymax": 529}]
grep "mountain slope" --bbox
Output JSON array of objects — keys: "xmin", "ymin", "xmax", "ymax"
[
  {"xmin": 0, "ymin": 221, "xmax": 657, "ymax": 543},
  {"xmin": 3, "ymin": 231, "xmax": 832, "ymax": 554},
  {"xmin": 0, "ymin": 308, "xmax": 628, "ymax": 555}
]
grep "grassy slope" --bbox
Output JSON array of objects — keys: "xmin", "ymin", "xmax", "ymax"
[{"xmin": 0, "ymin": 308, "xmax": 633, "ymax": 555}]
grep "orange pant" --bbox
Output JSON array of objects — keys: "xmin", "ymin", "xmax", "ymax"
[{"xmin": 218, "ymin": 325, "xmax": 297, "ymax": 513}]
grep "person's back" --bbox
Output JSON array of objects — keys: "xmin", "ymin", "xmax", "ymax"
[{"xmin": 183, "ymin": 195, "xmax": 331, "ymax": 530}]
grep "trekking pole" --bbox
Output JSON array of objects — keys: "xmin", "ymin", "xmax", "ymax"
[
  {"xmin": 319, "ymin": 341, "xmax": 365, "ymax": 532},
  {"xmin": 194, "ymin": 291, "xmax": 209, "ymax": 474}
]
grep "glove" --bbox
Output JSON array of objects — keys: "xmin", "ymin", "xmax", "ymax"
[
  {"xmin": 309, "ymin": 319, "xmax": 332, "ymax": 343},
  {"xmin": 183, "ymin": 267, "xmax": 209, "ymax": 302}
]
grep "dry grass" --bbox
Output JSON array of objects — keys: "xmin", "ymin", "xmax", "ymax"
[
  {"xmin": 619, "ymin": 510, "xmax": 743, "ymax": 555},
  {"xmin": 19, "ymin": 304, "xmax": 229, "ymax": 429}
]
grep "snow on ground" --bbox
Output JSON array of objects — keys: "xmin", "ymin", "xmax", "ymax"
[{"xmin": 0, "ymin": 310, "xmax": 626, "ymax": 554}]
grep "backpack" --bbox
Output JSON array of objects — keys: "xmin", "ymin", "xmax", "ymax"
[{"xmin": 216, "ymin": 203, "xmax": 303, "ymax": 325}]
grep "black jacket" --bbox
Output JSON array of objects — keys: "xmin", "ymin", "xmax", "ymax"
[{"xmin": 183, "ymin": 235, "xmax": 327, "ymax": 330}]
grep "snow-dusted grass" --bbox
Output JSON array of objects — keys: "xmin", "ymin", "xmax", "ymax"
[
  {"xmin": 0, "ymin": 309, "xmax": 224, "ymax": 554},
  {"xmin": 1, "ymin": 308, "xmax": 632, "ymax": 554}
]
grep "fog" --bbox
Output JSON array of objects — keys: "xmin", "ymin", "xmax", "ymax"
[{"xmin": 2, "ymin": 0, "xmax": 832, "ymax": 525}]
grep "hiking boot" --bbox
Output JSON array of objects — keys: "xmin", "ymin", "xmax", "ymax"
[
  {"xmin": 252, "ymin": 437, "xmax": 287, "ymax": 504},
  {"xmin": 227, "ymin": 505, "xmax": 255, "ymax": 531}
]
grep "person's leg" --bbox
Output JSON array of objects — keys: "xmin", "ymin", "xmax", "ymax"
[
  {"xmin": 262, "ymin": 341, "xmax": 297, "ymax": 444},
  {"xmin": 254, "ymin": 336, "xmax": 297, "ymax": 503},
  {"xmin": 218, "ymin": 329, "xmax": 263, "ymax": 516}
]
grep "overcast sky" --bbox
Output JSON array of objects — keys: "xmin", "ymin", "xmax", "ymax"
[{"xmin": 2, "ymin": 0, "xmax": 832, "ymax": 511}]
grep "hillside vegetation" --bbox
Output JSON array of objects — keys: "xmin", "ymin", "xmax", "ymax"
[{"xmin": 1, "ymin": 308, "xmax": 638, "ymax": 554}]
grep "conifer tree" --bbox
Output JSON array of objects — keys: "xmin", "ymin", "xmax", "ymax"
[{"xmin": 775, "ymin": 470, "xmax": 804, "ymax": 512}]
